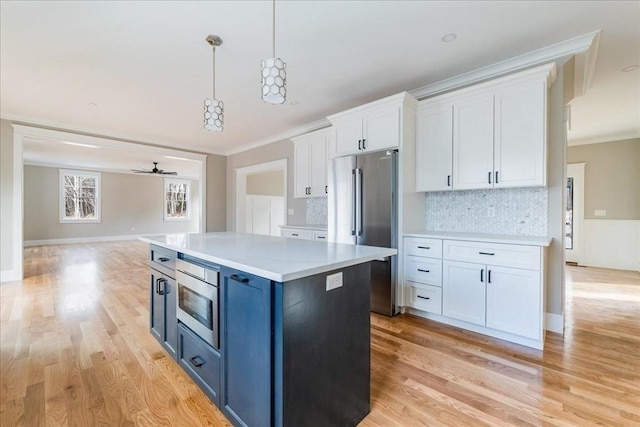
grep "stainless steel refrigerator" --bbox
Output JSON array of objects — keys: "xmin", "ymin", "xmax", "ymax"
[{"xmin": 328, "ymin": 150, "xmax": 398, "ymax": 316}]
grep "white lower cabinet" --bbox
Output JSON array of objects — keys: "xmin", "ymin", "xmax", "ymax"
[
  {"xmin": 281, "ymin": 226, "xmax": 327, "ymax": 241},
  {"xmin": 404, "ymin": 235, "xmax": 547, "ymax": 349},
  {"xmin": 442, "ymin": 260, "xmax": 486, "ymax": 326}
]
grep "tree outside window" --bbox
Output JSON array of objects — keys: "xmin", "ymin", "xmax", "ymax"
[
  {"xmin": 165, "ymin": 178, "xmax": 190, "ymax": 221},
  {"xmin": 59, "ymin": 170, "xmax": 101, "ymax": 223}
]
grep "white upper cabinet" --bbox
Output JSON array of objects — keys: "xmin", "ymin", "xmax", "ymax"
[
  {"xmin": 415, "ymin": 103, "xmax": 453, "ymax": 192},
  {"xmin": 328, "ymin": 92, "xmax": 417, "ymax": 158},
  {"xmin": 292, "ymin": 128, "xmax": 330, "ymax": 198},
  {"xmin": 453, "ymin": 93, "xmax": 495, "ymax": 190},
  {"xmin": 415, "ymin": 63, "xmax": 555, "ymax": 192}
]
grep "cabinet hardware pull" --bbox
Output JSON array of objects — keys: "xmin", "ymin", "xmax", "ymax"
[
  {"xmin": 495, "ymin": 171, "xmax": 499, "ymax": 184},
  {"xmin": 317, "ymin": 236, "xmax": 325, "ymax": 239},
  {"xmin": 447, "ymin": 175, "xmax": 451, "ymax": 187},
  {"xmin": 230, "ymin": 274, "xmax": 250, "ymax": 284},
  {"xmin": 189, "ymin": 356, "xmax": 205, "ymax": 368},
  {"xmin": 362, "ymin": 138, "xmax": 366, "ymax": 149},
  {"xmin": 417, "ymin": 246, "xmax": 430, "ymax": 250},
  {"xmin": 325, "ymin": 185, "xmax": 328, "ymax": 194},
  {"xmin": 158, "ymin": 278, "xmax": 166, "ymax": 295},
  {"xmin": 291, "ymin": 233, "xmax": 299, "ymax": 236},
  {"xmin": 488, "ymin": 171, "xmax": 492, "ymax": 184},
  {"xmin": 417, "ymin": 295, "xmax": 430, "ymax": 300},
  {"xmin": 480, "ymin": 269, "xmax": 484, "ymax": 283},
  {"xmin": 488, "ymin": 270, "xmax": 492, "ymax": 283},
  {"xmin": 158, "ymin": 257, "xmax": 170, "ymax": 262},
  {"xmin": 155, "ymin": 277, "xmax": 162, "ymax": 294},
  {"xmin": 479, "ymin": 252, "xmax": 495, "ymax": 256},
  {"xmin": 358, "ymin": 139, "xmax": 362, "ymax": 150},
  {"xmin": 417, "ymin": 269, "xmax": 430, "ymax": 273}
]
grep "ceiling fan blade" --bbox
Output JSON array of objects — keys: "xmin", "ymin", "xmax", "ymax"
[
  {"xmin": 160, "ymin": 171, "xmax": 178, "ymax": 175},
  {"xmin": 131, "ymin": 169, "xmax": 151, "ymax": 173}
]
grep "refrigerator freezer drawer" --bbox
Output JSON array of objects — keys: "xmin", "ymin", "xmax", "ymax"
[
  {"xmin": 405, "ymin": 256, "xmax": 442, "ymax": 286},
  {"xmin": 407, "ymin": 284, "xmax": 442, "ymax": 314},
  {"xmin": 405, "ymin": 237, "xmax": 443, "ymax": 259}
]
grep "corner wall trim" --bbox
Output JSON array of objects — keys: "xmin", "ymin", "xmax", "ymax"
[
  {"xmin": 1, "ymin": 269, "xmax": 22, "ymax": 283},
  {"xmin": 24, "ymin": 235, "xmax": 141, "ymax": 247},
  {"xmin": 545, "ymin": 312, "xmax": 564, "ymax": 334}
]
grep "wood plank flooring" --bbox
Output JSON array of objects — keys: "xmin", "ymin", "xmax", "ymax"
[{"xmin": 1, "ymin": 241, "xmax": 639, "ymax": 426}]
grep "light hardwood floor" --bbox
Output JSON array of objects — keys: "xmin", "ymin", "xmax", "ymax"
[{"xmin": 1, "ymin": 241, "xmax": 639, "ymax": 426}]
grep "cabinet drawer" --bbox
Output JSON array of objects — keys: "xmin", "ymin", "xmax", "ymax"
[
  {"xmin": 178, "ymin": 323, "xmax": 220, "ymax": 405},
  {"xmin": 150, "ymin": 245, "xmax": 176, "ymax": 278},
  {"xmin": 313, "ymin": 231, "xmax": 328, "ymax": 241},
  {"xmin": 443, "ymin": 240, "xmax": 540, "ymax": 270},
  {"xmin": 405, "ymin": 237, "xmax": 442, "ymax": 258},
  {"xmin": 405, "ymin": 256, "xmax": 442, "ymax": 286},
  {"xmin": 281, "ymin": 228, "xmax": 313, "ymax": 240},
  {"xmin": 407, "ymin": 284, "xmax": 442, "ymax": 314}
]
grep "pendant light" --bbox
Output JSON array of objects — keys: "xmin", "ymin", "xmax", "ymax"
[
  {"xmin": 261, "ymin": 0, "xmax": 286, "ymax": 104},
  {"xmin": 204, "ymin": 34, "xmax": 224, "ymax": 131}
]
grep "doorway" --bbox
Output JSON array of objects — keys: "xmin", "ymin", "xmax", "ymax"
[
  {"xmin": 565, "ymin": 163, "xmax": 585, "ymax": 264},
  {"xmin": 235, "ymin": 159, "xmax": 287, "ymax": 236}
]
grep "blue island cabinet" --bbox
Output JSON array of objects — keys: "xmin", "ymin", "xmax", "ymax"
[{"xmin": 220, "ymin": 262, "xmax": 371, "ymax": 427}]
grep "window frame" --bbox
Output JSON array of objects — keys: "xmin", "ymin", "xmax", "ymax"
[
  {"xmin": 59, "ymin": 169, "xmax": 102, "ymax": 223},
  {"xmin": 164, "ymin": 178, "xmax": 191, "ymax": 222}
]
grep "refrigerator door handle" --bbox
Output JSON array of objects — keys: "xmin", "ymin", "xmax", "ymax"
[
  {"xmin": 357, "ymin": 168, "xmax": 363, "ymax": 236},
  {"xmin": 351, "ymin": 169, "xmax": 357, "ymax": 236}
]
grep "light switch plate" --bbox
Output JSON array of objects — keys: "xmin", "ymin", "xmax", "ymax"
[
  {"xmin": 326, "ymin": 272, "xmax": 343, "ymax": 291},
  {"xmin": 594, "ymin": 210, "xmax": 607, "ymax": 217}
]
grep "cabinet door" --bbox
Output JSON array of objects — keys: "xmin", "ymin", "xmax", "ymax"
[
  {"xmin": 416, "ymin": 103, "xmax": 453, "ymax": 191},
  {"xmin": 486, "ymin": 266, "xmax": 541, "ymax": 339},
  {"xmin": 150, "ymin": 269, "xmax": 165, "ymax": 344},
  {"xmin": 494, "ymin": 81, "xmax": 546, "ymax": 187},
  {"xmin": 453, "ymin": 93, "xmax": 494, "ymax": 190},
  {"xmin": 363, "ymin": 105, "xmax": 400, "ymax": 152},
  {"xmin": 163, "ymin": 276, "xmax": 177, "ymax": 358},
  {"xmin": 309, "ymin": 134, "xmax": 327, "ymax": 196},
  {"xmin": 442, "ymin": 260, "xmax": 486, "ymax": 326},
  {"xmin": 221, "ymin": 268, "xmax": 272, "ymax": 427},
  {"xmin": 334, "ymin": 116, "xmax": 363, "ymax": 157},
  {"xmin": 294, "ymin": 140, "xmax": 311, "ymax": 198}
]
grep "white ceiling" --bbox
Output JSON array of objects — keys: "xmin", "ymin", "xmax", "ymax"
[{"xmin": 1, "ymin": 1, "xmax": 639, "ymax": 162}]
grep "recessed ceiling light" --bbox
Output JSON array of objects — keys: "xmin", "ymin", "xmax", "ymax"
[
  {"xmin": 88, "ymin": 102, "xmax": 97, "ymax": 108},
  {"xmin": 622, "ymin": 65, "xmax": 639, "ymax": 72},
  {"xmin": 441, "ymin": 33, "xmax": 457, "ymax": 43},
  {"xmin": 61, "ymin": 141, "xmax": 99, "ymax": 148}
]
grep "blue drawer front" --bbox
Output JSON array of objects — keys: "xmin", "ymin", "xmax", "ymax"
[{"xmin": 178, "ymin": 323, "xmax": 220, "ymax": 406}]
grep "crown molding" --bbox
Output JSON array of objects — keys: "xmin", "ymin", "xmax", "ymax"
[
  {"xmin": 224, "ymin": 118, "xmax": 330, "ymax": 156},
  {"xmin": 409, "ymin": 30, "xmax": 601, "ymax": 100}
]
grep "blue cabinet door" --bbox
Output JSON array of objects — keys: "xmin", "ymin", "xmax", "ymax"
[
  {"xmin": 150, "ymin": 269, "xmax": 164, "ymax": 344},
  {"xmin": 163, "ymin": 276, "xmax": 177, "ymax": 359},
  {"xmin": 221, "ymin": 267, "xmax": 272, "ymax": 427}
]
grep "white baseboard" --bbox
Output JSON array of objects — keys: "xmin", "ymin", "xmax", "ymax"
[
  {"xmin": 24, "ymin": 234, "xmax": 141, "ymax": 247},
  {"xmin": 1, "ymin": 268, "xmax": 22, "ymax": 283},
  {"xmin": 582, "ymin": 220, "xmax": 640, "ymax": 271},
  {"xmin": 545, "ymin": 312, "xmax": 564, "ymax": 334}
]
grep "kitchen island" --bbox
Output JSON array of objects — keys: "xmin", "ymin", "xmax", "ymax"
[{"xmin": 141, "ymin": 232, "xmax": 396, "ymax": 427}]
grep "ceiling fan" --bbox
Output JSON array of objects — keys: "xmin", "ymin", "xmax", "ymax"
[{"xmin": 131, "ymin": 162, "xmax": 177, "ymax": 175}]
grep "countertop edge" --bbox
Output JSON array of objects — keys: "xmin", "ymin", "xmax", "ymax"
[
  {"xmin": 403, "ymin": 231, "xmax": 552, "ymax": 247},
  {"xmin": 140, "ymin": 236, "xmax": 396, "ymax": 282},
  {"xmin": 279, "ymin": 224, "xmax": 328, "ymax": 231}
]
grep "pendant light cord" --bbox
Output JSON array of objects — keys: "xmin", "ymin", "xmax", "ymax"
[
  {"xmin": 212, "ymin": 45, "xmax": 216, "ymax": 99},
  {"xmin": 272, "ymin": 0, "xmax": 276, "ymax": 58}
]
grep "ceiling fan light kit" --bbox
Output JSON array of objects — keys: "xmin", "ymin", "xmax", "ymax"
[
  {"xmin": 204, "ymin": 34, "xmax": 224, "ymax": 132},
  {"xmin": 261, "ymin": 0, "xmax": 287, "ymax": 104}
]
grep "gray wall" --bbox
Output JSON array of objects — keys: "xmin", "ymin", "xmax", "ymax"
[
  {"xmin": 226, "ymin": 139, "xmax": 305, "ymax": 231},
  {"xmin": 247, "ymin": 170, "xmax": 284, "ymax": 196},
  {"xmin": 206, "ymin": 154, "xmax": 227, "ymax": 232},
  {"xmin": 567, "ymin": 138, "xmax": 640, "ymax": 220},
  {"xmin": 24, "ymin": 165, "xmax": 200, "ymax": 241},
  {"xmin": 0, "ymin": 120, "xmax": 14, "ymax": 272}
]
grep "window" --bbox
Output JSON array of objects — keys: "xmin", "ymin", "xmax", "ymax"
[
  {"xmin": 165, "ymin": 178, "xmax": 190, "ymax": 221},
  {"xmin": 59, "ymin": 170, "xmax": 101, "ymax": 223}
]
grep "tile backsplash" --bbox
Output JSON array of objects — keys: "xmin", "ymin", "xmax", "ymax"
[
  {"xmin": 306, "ymin": 197, "xmax": 328, "ymax": 225},
  {"xmin": 425, "ymin": 187, "xmax": 548, "ymax": 236}
]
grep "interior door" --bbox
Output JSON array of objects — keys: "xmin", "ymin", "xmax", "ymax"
[{"xmin": 565, "ymin": 163, "xmax": 585, "ymax": 264}]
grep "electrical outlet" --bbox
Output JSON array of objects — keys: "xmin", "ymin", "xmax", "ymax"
[
  {"xmin": 487, "ymin": 206, "xmax": 496, "ymax": 218},
  {"xmin": 326, "ymin": 272, "xmax": 343, "ymax": 291},
  {"xmin": 288, "ymin": 209, "xmax": 294, "ymax": 215}
]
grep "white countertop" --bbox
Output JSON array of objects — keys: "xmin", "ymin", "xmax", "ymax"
[
  {"xmin": 141, "ymin": 232, "xmax": 396, "ymax": 282},
  {"xmin": 280, "ymin": 224, "xmax": 328, "ymax": 231},
  {"xmin": 404, "ymin": 230, "xmax": 552, "ymax": 247}
]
